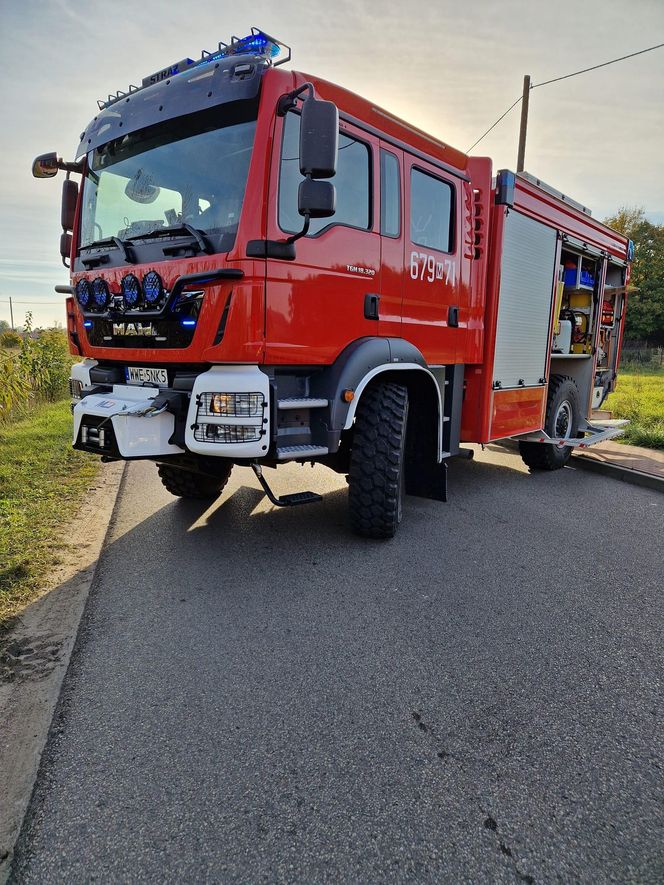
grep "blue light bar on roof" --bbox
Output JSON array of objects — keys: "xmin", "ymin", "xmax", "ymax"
[
  {"xmin": 215, "ymin": 31, "xmax": 282, "ymax": 61},
  {"xmin": 100, "ymin": 28, "xmax": 290, "ymax": 110}
]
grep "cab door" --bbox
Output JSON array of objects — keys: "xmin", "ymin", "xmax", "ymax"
[
  {"xmin": 401, "ymin": 157, "xmax": 467, "ymax": 364},
  {"xmin": 377, "ymin": 145, "xmax": 404, "ymax": 338},
  {"xmin": 264, "ymin": 110, "xmax": 381, "ymax": 365}
]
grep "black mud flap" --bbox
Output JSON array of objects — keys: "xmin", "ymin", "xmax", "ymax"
[{"xmin": 405, "ymin": 460, "xmax": 448, "ymax": 503}]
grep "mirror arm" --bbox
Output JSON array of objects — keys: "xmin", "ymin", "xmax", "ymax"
[
  {"xmin": 59, "ymin": 158, "xmax": 84, "ymax": 174},
  {"xmin": 277, "ymin": 82, "xmax": 314, "ymax": 116},
  {"xmin": 286, "ymin": 214, "xmax": 310, "ymax": 245}
]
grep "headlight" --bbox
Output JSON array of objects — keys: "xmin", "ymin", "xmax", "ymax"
[
  {"xmin": 194, "ymin": 424, "xmax": 263, "ymax": 444},
  {"xmin": 200, "ymin": 392, "xmax": 264, "ymax": 417},
  {"xmin": 69, "ymin": 378, "xmax": 83, "ymax": 400}
]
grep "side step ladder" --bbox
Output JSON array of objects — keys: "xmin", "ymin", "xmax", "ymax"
[
  {"xmin": 251, "ymin": 464, "xmax": 322, "ymax": 507},
  {"xmin": 515, "ymin": 419, "xmax": 629, "ymax": 449}
]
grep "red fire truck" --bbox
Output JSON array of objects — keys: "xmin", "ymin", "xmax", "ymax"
[{"xmin": 33, "ymin": 29, "xmax": 632, "ymax": 537}]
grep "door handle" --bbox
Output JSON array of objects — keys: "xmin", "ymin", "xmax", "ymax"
[
  {"xmin": 448, "ymin": 305, "xmax": 459, "ymax": 328},
  {"xmin": 364, "ymin": 293, "xmax": 380, "ymax": 321}
]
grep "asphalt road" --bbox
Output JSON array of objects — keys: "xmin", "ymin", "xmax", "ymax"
[{"xmin": 10, "ymin": 447, "xmax": 664, "ymax": 883}]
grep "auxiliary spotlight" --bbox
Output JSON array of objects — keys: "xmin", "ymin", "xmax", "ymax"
[
  {"xmin": 142, "ymin": 271, "xmax": 164, "ymax": 307},
  {"xmin": 121, "ymin": 273, "xmax": 142, "ymax": 309},
  {"xmin": 75, "ymin": 279, "xmax": 92, "ymax": 309},
  {"xmin": 92, "ymin": 278, "xmax": 110, "ymax": 310}
]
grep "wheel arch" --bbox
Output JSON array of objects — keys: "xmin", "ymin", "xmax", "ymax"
[
  {"xmin": 311, "ymin": 338, "xmax": 446, "ymax": 459},
  {"xmin": 344, "ymin": 364, "xmax": 444, "ymax": 463}
]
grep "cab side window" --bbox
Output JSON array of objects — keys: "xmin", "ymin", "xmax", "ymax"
[
  {"xmin": 279, "ymin": 112, "xmax": 371, "ymax": 236},
  {"xmin": 380, "ymin": 150, "xmax": 400, "ymax": 237},
  {"xmin": 410, "ymin": 168, "xmax": 454, "ymax": 253}
]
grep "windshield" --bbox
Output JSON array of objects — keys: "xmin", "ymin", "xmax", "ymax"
[{"xmin": 79, "ymin": 103, "xmax": 257, "ymax": 253}]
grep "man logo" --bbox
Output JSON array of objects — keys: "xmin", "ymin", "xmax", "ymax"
[{"xmin": 112, "ymin": 323, "xmax": 158, "ymax": 337}]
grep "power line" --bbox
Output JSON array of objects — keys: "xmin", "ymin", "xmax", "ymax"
[
  {"xmin": 533, "ymin": 42, "xmax": 664, "ymax": 89},
  {"xmin": 466, "ymin": 95, "xmax": 522, "ymax": 153},
  {"xmin": 467, "ymin": 41, "xmax": 664, "ymax": 153},
  {"xmin": 0, "ymin": 300, "xmax": 64, "ymax": 305}
]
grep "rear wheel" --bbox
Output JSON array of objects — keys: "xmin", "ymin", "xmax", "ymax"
[
  {"xmin": 519, "ymin": 374, "xmax": 580, "ymax": 470},
  {"xmin": 348, "ymin": 381, "xmax": 409, "ymax": 539},
  {"xmin": 157, "ymin": 462, "xmax": 233, "ymax": 499}
]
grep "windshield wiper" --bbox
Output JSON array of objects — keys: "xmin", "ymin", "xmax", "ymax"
[
  {"xmin": 81, "ymin": 236, "xmax": 135, "ymax": 267},
  {"xmin": 129, "ymin": 224, "xmax": 212, "ymax": 255}
]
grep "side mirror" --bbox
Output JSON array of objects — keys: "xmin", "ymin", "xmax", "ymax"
[
  {"xmin": 32, "ymin": 152, "xmax": 60, "ymax": 179},
  {"xmin": 61, "ymin": 179, "xmax": 78, "ymax": 231},
  {"xmin": 298, "ymin": 179, "xmax": 336, "ymax": 219},
  {"xmin": 299, "ymin": 98, "xmax": 338, "ymax": 179},
  {"xmin": 60, "ymin": 231, "xmax": 72, "ymax": 264}
]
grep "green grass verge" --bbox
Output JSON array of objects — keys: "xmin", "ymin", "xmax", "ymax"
[
  {"xmin": 605, "ymin": 365, "xmax": 664, "ymax": 450},
  {"xmin": 0, "ymin": 399, "xmax": 101, "ymax": 625}
]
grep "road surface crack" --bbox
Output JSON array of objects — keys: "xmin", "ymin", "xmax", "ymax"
[
  {"xmin": 483, "ymin": 814, "xmax": 535, "ymax": 883},
  {"xmin": 411, "ymin": 711, "xmax": 455, "ymax": 761}
]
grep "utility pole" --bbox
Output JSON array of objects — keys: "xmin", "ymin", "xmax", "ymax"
[
  {"xmin": 9, "ymin": 296, "xmax": 14, "ymax": 331},
  {"xmin": 516, "ymin": 74, "xmax": 531, "ymax": 173}
]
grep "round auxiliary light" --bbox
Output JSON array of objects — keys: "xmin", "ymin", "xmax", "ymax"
[
  {"xmin": 142, "ymin": 270, "xmax": 164, "ymax": 307},
  {"xmin": 75, "ymin": 279, "xmax": 92, "ymax": 309},
  {"xmin": 121, "ymin": 273, "xmax": 141, "ymax": 309},
  {"xmin": 92, "ymin": 277, "xmax": 110, "ymax": 310}
]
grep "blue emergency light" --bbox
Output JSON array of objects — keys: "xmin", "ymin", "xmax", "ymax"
[{"xmin": 100, "ymin": 28, "xmax": 290, "ymax": 110}]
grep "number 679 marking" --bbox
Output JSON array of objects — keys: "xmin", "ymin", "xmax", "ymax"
[{"xmin": 410, "ymin": 251, "xmax": 455, "ymax": 285}]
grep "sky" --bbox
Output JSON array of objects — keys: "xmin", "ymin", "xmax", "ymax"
[{"xmin": 1, "ymin": 0, "xmax": 663, "ymax": 328}]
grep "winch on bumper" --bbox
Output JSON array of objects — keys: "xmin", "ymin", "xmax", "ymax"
[{"xmin": 71, "ymin": 364, "xmax": 271, "ymax": 460}]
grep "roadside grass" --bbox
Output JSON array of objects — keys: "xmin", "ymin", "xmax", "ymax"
[
  {"xmin": 0, "ymin": 399, "xmax": 100, "ymax": 625},
  {"xmin": 605, "ymin": 365, "xmax": 664, "ymax": 450}
]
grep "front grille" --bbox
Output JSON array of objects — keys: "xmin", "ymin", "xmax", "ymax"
[{"xmin": 85, "ymin": 317, "xmax": 196, "ymax": 349}]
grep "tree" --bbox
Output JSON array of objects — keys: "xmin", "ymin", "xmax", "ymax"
[
  {"xmin": 0, "ymin": 320, "xmax": 9, "ymax": 334},
  {"xmin": 604, "ymin": 207, "xmax": 664, "ymax": 343}
]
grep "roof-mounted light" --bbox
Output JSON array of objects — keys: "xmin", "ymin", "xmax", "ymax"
[
  {"xmin": 98, "ymin": 28, "xmax": 290, "ymax": 110},
  {"xmin": 212, "ymin": 30, "xmax": 283, "ymax": 62}
]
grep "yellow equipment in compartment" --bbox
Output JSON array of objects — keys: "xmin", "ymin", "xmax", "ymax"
[
  {"xmin": 567, "ymin": 290, "xmax": 593, "ymax": 354},
  {"xmin": 569, "ymin": 291, "xmax": 591, "ymax": 309},
  {"xmin": 553, "ymin": 280, "xmax": 565, "ymax": 334}
]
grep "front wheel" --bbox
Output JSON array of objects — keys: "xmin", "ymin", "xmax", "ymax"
[
  {"xmin": 519, "ymin": 374, "xmax": 580, "ymax": 470},
  {"xmin": 348, "ymin": 381, "xmax": 409, "ymax": 539},
  {"xmin": 157, "ymin": 462, "xmax": 233, "ymax": 499}
]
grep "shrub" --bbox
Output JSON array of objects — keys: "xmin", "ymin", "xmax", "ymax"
[
  {"xmin": 0, "ymin": 330, "xmax": 22, "ymax": 349},
  {"xmin": 0, "ymin": 352, "xmax": 31, "ymax": 419},
  {"xmin": 0, "ymin": 315, "xmax": 73, "ymax": 422}
]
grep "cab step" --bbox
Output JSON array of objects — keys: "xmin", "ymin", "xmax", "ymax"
[
  {"xmin": 277, "ymin": 397, "xmax": 329, "ymax": 410},
  {"xmin": 276, "ymin": 444, "xmax": 329, "ymax": 460},
  {"xmin": 278, "ymin": 491, "xmax": 323, "ymax": 506},
  {"xmin": 251, "ymin": 464, "xmax": 322, "ymax": 507}
]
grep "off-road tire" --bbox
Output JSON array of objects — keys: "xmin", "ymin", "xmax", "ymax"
[
  {"xmin": 519, "ymin": 374, "xmax": 580, "ymax": 471},
  {"xmin": 157, "ymin": 462, "xmax": 233, "ymax": 499},
  {"xmin": 348, "ymin": 381, "xmax": 409, "ymax": 539}
]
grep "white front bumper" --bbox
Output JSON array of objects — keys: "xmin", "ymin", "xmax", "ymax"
[{"xmin": 74, "ymin": 386, "xmax": 184, "ymax": 458}]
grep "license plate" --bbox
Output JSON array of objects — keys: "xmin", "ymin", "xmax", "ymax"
[{"xmin": 125, "ymin": 366, "xmax": 168, "ymax": 386}]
